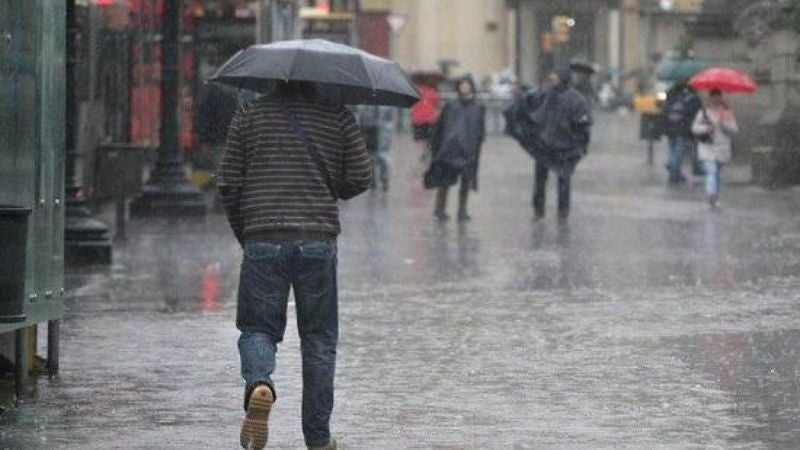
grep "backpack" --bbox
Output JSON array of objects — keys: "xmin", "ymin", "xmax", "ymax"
[{"xmin": 663, "ymin": 89, "xmax": 698, "ymax": 135}]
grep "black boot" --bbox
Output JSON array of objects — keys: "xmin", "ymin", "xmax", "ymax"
[
  {"xmin": 434, "ymin": 188, "xmax": 449, "ymax": 221},
  {"xmin": 457, "ymin": 189, "xmax": 471, "ymax": 222}
]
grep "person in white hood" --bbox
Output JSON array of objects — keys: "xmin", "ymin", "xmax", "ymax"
[{"xmin": 691, "ymin": 89, "xmax": 739, "ymax": 209}]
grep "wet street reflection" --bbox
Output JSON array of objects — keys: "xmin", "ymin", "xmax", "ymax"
[{"xmin": 2, "ymin": 114, "xmax": 800, "ymax": 448}]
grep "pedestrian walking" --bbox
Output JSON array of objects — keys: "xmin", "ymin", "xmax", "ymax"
[
  {"xmin": 217, "ymin": 80, "xmax": 373, "ymax": 450},
  {"xmin": 424, "ymin": 76, "xmax": 486, "ymax": 222},
  {"xmin": 691, "ymin": 88, "xmax": 739, "ymax": 209},
  {"xmin": 195, "ymin": 83, "xmax": 238, "ymax": 207},
  {"xmin": 410, "ymin": 82, "xmax": 440, "ymax": 161},
  {"xmin": 663, "ymin": 81, "xmax": 705, "ymax": 183},
  {"xmin": 357, "ymin": 104, "xmax": 396, "ymax": 191},
  {"xmin": 527, "ymin": 66, "xmax": 592, "ymax": 222}
]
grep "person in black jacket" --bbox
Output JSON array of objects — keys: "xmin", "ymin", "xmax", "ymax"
[
  {"xmin": 218, "ymin": 81, "xmax": 371, "ymax": 450},
  {"xmin": 663, "ymin": 81, "xmax": 705, "ymax": 183},
  {"xmin": 528, "ymin": 66, "xmax": 592, "ymax": 222},
  {"xmin": 425, "ymin": 76, "xmax": 485, "ymax": 221}
]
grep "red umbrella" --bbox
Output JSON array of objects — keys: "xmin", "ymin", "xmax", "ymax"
[{"xmin": 688, "ymin": 68, "xmax": 758, "ymax": 94}]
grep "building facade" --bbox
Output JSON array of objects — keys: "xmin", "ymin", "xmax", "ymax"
[
  {"xmin": 390, "ymin": 0, "xmax": 516, "ymax": 81},
  {"xmin": 515, "ymin": 0, "xmax": 611, "ymax": 85}
]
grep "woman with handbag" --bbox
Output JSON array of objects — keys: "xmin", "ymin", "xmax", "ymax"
[{"xmin": 691, "ymin": 89, "xmax": 739, "ymax": 209}]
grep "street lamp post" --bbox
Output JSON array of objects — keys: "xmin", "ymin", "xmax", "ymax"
[
  {"xmin": 130, "ymin": 0, "xmax": 206, "ymax": 217},
  {"xmin": 65, "ymin": 0, "xmax": 112, "ymax": 265}
]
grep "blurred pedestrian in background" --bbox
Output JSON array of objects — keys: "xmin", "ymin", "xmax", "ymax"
[
  {"xmin": 358, "ymin": 104, "xmax": 396, "ymax": 191},
  {"xmin": 195, "ymin": 83, "xmax": 238, "ymax": 201},
  {"xmin": 217, "ymin": 80, "xmax": 372, "ymax": 450},
  {"xmin": 663, "ymin": 80, "xmax": 705, "ymax": 183},
  {"xmin": 410, "ymin": 79, "xmax": 440, "ymax": 162},
  {"xmin": 528, "ymin": 66, "xmax": 593, "ymax": 223},
  {"xmin": 424, "ymin": 76, "xmax": 485, "ymax": 222},
  {"xmin": 691, "ymin": 88, "xmax": 739, "ymax": 209}
]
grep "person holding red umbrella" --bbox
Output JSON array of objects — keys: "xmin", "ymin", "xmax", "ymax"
[
  {"xmin": 691, "ymin": 89, "xmax": 739, "ymax": 209},
  {"xmin": 688, "ymin": 68, "xmax": 755, "ymax": 209}
]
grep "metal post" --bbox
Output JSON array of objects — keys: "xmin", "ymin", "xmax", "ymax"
[
  {"xmin": 14, "ymin": 328, "xmax": 27, "ymax": 399},
  {"xmin": 608, "ymin": 1, "xmax": 621, "ymax": 89},
  {"xmin": 644, "ymin": 8, "xmax": 654, "ymax": 74},
  {"xmin": 65, "ymin": 0, "xmax": 112, "ymax": 265},
  {"xmin": 130, "ymin": 0, "xmax": 206, "ymax": 216},
  {"xmin": 514, "ymin": 1, "xmax": 522, "ymax": 80},
  {"xmin": 256, "ymin": 0, "xmax": 272, "ymax": 44},
  {"xmin": 115, "ymin": 197, "xmax": 127, "ymax": 241},
  {"xmin": 47, "ymin": 320, "xmax": 60, "ymax": 376},
  {"xmin": 647, "ymin": 138, "xmax": 654, "ymax": 165},
  {"xmin": 155, "ymin": 0, "xmax": 181, "ymax": 183}
]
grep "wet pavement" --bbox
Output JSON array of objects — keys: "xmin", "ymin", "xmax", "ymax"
[{"xmin": 2, "ymin": 113, "xmax": 800, "ymax": 449}]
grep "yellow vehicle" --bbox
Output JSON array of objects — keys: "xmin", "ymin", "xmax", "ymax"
[{"xmin": 634, "ymin": 87, "xmax": 668, "ymax": 165}]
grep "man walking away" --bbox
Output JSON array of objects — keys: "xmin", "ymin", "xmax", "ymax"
[
  {"xmin": 217, "ymin": 80, "xmax": 372, "ymax": 450},
  {"xmin": 358, "ymin": 104, "xmax": 396, "ymax": 191},
  {"xmin": 528, "ymin": 66, "xmax": 592, "ymax": 222},
  {"xmin": 663, "ymin": 80, "xmax": 704, "ymax": 183}
]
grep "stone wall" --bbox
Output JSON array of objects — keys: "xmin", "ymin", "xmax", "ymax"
[{"xmin": 691, "ymin": 3, "xmax": 800, "ymax": 179}]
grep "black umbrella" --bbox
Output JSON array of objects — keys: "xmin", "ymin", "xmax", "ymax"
[
  {"xmin": 569, "ymin": 60, "xmax": 597, "ymax": 75},
  {"xmin": 209, "ymin": 39, "xmax": 420, "ymax": 107}
]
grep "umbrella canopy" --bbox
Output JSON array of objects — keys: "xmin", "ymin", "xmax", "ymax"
[
  {"xmin": 209, "ymin": 39, "xmax": 420, "ymax": 107},
  {"xmin": 657, "ymin": 59, "xmax": 709, "ymax": 82},
  {"xmin": 688, "ymin": 68, "xmax": 758, "ymax": 94}
]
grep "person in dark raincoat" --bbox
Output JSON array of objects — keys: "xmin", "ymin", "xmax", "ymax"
[
  {"xmin": 357, "ymin": 104, "xmax": 395, "ymax": 191},
  {"xmin": 526, "ymin": 66, "xmax": 592, "ymax": 222},
  {"xmin": 663, "ymin": 80, "xmax": 705, "ymax": 183},
  {"xmin": 424, "ymin": 76, "xmax": 486, "ymax": 221}
]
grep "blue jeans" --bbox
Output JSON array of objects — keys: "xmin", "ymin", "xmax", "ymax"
[
  {"xmin": 667, "ymin": 135, "xmax": 690, "ymax": 181},
  {"xmin": 667, "ymin": 136, "xmax": 704, "ymax": 181},
  {"xmin": 703, "ymin": 160, "xmax": 721, "ymax": 197},
  {"xmin": 237, "ymin": 240, "xmax": 338, "ymax": 448}
]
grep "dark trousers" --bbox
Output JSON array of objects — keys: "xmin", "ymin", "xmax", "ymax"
[
  {"xmin": 533, "ymin": 161, "xmax": 571, "ymax": 218},
  {"xmin": 434, "ymin": 174, "xmax": 471, "ymax": 217},
  {"xmin": 237, "ymin": 240, "xmax": 338, "ymax": 448}
]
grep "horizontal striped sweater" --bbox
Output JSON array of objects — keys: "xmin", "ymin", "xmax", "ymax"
[{"xmin": 216, "ymin": 95, "xmax": 372, "ymax": 241}]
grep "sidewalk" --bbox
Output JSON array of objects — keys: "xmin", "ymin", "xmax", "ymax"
[{"xmin": 1, "ymin": 113, "xmax": 799, "ymax": 449}]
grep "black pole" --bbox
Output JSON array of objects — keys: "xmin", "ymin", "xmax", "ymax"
[
  {"xmin": 130, "ymin": 0, "xmax": 206, "ymax": 216},
  {"xmin": 14, "ymin": 328, "xmax": 27, "ymax": 400},
  {"xmin": 64, "ymin": 0, "xmax": 112, "ymax": 266},
  {"xmin": 66, "ymin": 0, "xmax": 77, "ymax": 189},
  {"xmin": 47, "ymin": 320, "xmax": 60, "ymax": 377},
  {"xmin": 152, "ymin": 0, "xmax": 182, "ymax": 183},
  {"xmin": 516, "ymin": 3, "xmax": 522, "ymax": 81}
]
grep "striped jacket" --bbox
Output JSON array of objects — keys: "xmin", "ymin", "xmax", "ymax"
[{"xmin": 216, "ymin": 94, "xmax": 372, "ymax": 241}]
